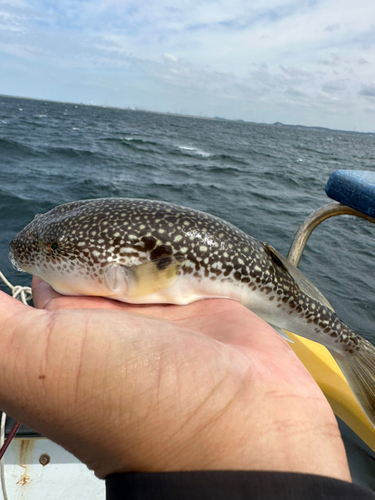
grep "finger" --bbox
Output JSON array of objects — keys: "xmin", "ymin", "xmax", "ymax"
[
  {"xmin": 31, "ymin": 276, "xmax": 288, "ymax": 352},
  {"xmin": 32, "ymin": 277, "xmax": 135, "ymax": 311},
  {"xmin": 31, "ymin": 276, "xmax": 294, "ymax": 368},
  {"xmin": 32, "ymin": 276, "xmax": 62, "ymax": 307},
  {"xmin": 31, "ymin": 275, "xmax": 158, "ymax": 312},
  {"xmin": 32, "ymin": 276, "xmax": 242, "ymax": 320}
]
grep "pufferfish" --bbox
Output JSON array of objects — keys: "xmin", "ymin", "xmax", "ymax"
[{"xmin": 9, "ymin": 197, "xmax": 375, "ymax": 428}]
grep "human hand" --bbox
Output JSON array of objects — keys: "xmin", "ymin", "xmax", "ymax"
[{"xmin": 0, "ymin": 277, "xmax": 350, "ymax": 481}]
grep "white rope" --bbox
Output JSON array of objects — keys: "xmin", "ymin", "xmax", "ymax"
[
  {"xmin": 0, "ymin": 270, "xmax": 32, "ymax": 500},
  {"xmin": 0, "ymin": 270, "xmax": 32, "ymax": 305}
]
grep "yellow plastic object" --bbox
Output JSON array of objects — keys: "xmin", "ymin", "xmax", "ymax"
[{"xmin": 286, "ymin": 330, "xmax": 375, "ymax": 452}]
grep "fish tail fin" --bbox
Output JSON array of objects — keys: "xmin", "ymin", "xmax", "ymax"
[{"xmin": 330, "ymin": 336, "xmax": 375, "ymax": 428}]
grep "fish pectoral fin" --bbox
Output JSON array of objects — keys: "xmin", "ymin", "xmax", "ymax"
[
  {"xmin": 269, "ymin": 324, "xmax": 295, "ymax": 343},
  {"xmin": 128, "ymin": 255, "xmax": 184, "ymax": 298},
  {"xmin": 263, "ymin": 244, "xmax": 334, "ymax": 312},
  {"xmin": 104, "ymin": 263, "xmax": 135, "ymax": 294}
]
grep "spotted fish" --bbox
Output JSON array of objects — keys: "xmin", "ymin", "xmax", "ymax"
[{"xmin": 9, "ymin": 198, "xmax": 375, "ymax": 427}]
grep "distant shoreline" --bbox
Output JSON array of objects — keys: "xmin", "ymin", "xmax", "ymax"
[{"xmin": 0, "ymin": 93, "xmax": 370, "ymax": 135}]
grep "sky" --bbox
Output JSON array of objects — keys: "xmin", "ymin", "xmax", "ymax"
[{"xmin": 1, "ymin": 0, "xmax": 375, "ymax": 132}]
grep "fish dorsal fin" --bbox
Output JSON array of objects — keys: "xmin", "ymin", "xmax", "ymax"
[{"xmin": 263, "ymin": 243, "xmax": 334, "ymax": 312}]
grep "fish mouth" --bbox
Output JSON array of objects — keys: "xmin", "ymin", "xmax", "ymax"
[{"xmin": 8, "ymin": 251, "xmax": 26, "ymax": 273}]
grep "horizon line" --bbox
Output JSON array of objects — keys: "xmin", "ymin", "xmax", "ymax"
[{"xmin": 0, "ymin": 93, "xmax": 371, "ymax": 136}]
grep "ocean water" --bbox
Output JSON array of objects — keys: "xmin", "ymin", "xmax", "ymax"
[{"xmin": 1, "ymin": 94, "xmax": 375, "ymax": 487}]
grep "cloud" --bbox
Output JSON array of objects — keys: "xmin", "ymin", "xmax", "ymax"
[
  {"xmin": 322, "ymin": 79, "xmax": 348, "ymax": 93},
  {"xmin": 318, "ymin": 53, "xmax": 341, "ymax": 67},
  {"xmin": 154, "ymin": 53, "xmax": 243, "ymax": 101},
  {"xmin": 359, "ymin": 84, "xmax": 375, "ymax": 98},
  {"xmin": 323, "ymin": 23, "xmax": 341, "ymax": 33},
  {"xmin": 280, "ymin": 65, "xmax": 312, "ymax": 78},
  {"xmin": 163, "ymin": 53, "xmax": 178, "ymax": 64},
  {"xmin": 350, "ymin": 25, "xmax": 375, "ymax": 49},
  {"xmin": 1, "ymin": 0, "xmax": 375, "ymax": 131}
]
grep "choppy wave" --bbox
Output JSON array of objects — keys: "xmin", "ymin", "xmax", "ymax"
[
  {"xmin": 0, "ymin": 137, "xmax": 39, "ymax": 157},
  {"xmin": 177, "ymin": 145, "xmax": 211, "ymax": 157}
]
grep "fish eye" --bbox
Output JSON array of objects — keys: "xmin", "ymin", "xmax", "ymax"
[{"xmin": 46, "ymin": 242, "xmax": 59, "ymax": 253}]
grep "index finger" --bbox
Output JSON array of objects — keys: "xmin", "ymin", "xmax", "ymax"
[
  {"xmin": 31, "ymin": 277, "xmax": 294, "ymax": 359},
  {"xmin": 31, "ymin": 276, "xmax": 244, "ymax": 321}
]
